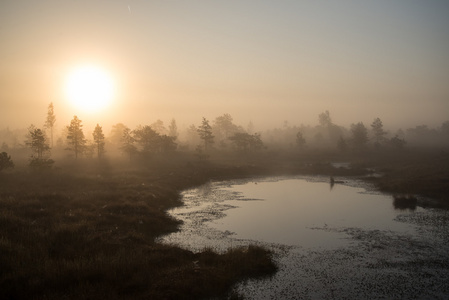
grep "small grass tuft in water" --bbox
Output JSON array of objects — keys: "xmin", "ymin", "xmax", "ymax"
[{"xmin": 393, "ymin": 194, "xmax": 418, "ymax": 210}]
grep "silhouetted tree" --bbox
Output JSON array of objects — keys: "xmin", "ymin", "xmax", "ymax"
[
  {"xmin": 120, "ymin": 127, "xmax": 137, "ymax": 160},
  {"xmin": 318, "ymin": 110, "xmax": 332, "ymax": 127},
  {"xmin": 371, "ymin": 117, "xmax": 387, "ymax": 146},
  {"xmin": 350, "ymin": 122, "xmax": 368, "ymax": 150},
  {"xmin": 44, "ymin": 102, "xmax": 56, "ymax": 148},
  {"xmin": 197, "ymin": 117, "xmax": 214, "ymax": 151},
  {"xmin": 229, "ymin": 133, "xmax": 249, "ymax": 152},
  {"xmin": 248, "ymin": 133, "xmax": 264, "ymax": 151},
  {"xmin": 407, "ymin": 125, "xmax": 433, "ymax": 135},
  {"xmin": 213, "ymin": 113, "xmax": 238, "ymax": 143},
  {"xmin": 0, "ymin": 152, "xmax": 14, "ymax": 171},
  {"xmin": 150, "ymin": 119, "xmax": 167, "ymax": 135},
  {"xmin": 159, "ymin": 135, "xmax": 177, "ymax": 152},
  {"xmin": 109, "ymin": 123, "xmax": 128, "ymax": 147},
  {"xmin": 66, "ymin": 116, "xmax": 86, "ymax": 159},
  {"xmin": 229, "ymin": 132, "xmax": 264, "ymax": 152},
  {"xmin": 92, "ymin": 124, "xmax": 105, "ymax": 158},
  {"xmin": 26, "ymin": 125, "xmax": 50, "ymax": 159},
  {"xmin": 0, "ymin": 127, "xmax": 19, "ymax": 149},
  {"xmin": 328, "ymin": 124, "xmax": 344, "ymax": 144},
  {"xmin": 406, "ymin": 125, "xmax": 441, "ymax": 146},
  {"xmin": 389, "ymin": 135, "xmax": 406, "ymax": 149},
  {"xmin": 168, "ymin": 118, "xmax": 178, "ymax": 140},
  {"xmin": 296, "ymin": 131, "xmax": 306, "ymax": 149},
  {"xmin": 133, "ymin": 125, "xmax": 161, "ymax": 154},
  {"xmin": 26, "ymin": 125, "xmax": 54, "ymax": 169},
  {"xmin": 317, "ymin": 110, "xmax": 342, "ymax": 144}
]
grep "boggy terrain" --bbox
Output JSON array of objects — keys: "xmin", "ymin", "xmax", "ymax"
[
  {"xmin": 0, "ymin": 148, "xmax": 448, "ymax": 299},
  {"xmin": 0, "ymin": 156, "xmax": 276, "ymax": 300}
]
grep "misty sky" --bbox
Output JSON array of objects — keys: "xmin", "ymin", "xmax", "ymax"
[{"xmin": 1, "ymin": 0, "xmax": 448, "ymax": 133}]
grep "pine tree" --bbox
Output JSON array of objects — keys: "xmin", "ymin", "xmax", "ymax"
[
  {"xmin": 27, "ymin": 125, "xmax": 50, "ymax": 159},
  {"xmin": 120, "ymin": 127, "xmax": 137, "ymax": 160},
  {"xmin": 214, "ymin": 113, "xmax": 237, "ymax": 141},
  {"xmin": 26, "ymin": 125, "xmax": 54, "ymax": 168},
  {"xmin": 197, "ymin": 117, "xmax": 214, "ymax": 151},
  {"xmin": 371, "ymin": 117, "xmax": 387, "ymax": 146},
  {"xmin": 44, "ymin": 102, "xmax": 56, "ymax": 148},
  {"xmin": 133, "ymin": 125, "xmax": 161, "ymax": 153},
  {"xmin": 351, "ymin": 122, "xmax": 368, "ymax": 150},
  {"xmin": 168, "ymin": 118, "xmax": 178, "ymax": 140},
  {"xmin": 0, "ymin": 152, "xmax": 14, "ymax": 171},
  {"xmin": 109, "ymin": 123, "xmax": 128, "ymax": 147},
  {"xmin": 318, "ymin": 110, "xmax": 332, "ymax": 127},
  {"xmin": 92, "ymin": 123, "xmax": 105, "ymax": 158},
  {"xmin": 66, "ymin": 116, "xmax": 86, "ymax": 159},
  {"xmin": 150, "ymin": 119, "xmax": 167, "ymax": 135}
]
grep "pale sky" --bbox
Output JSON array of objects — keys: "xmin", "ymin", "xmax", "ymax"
[{"xmin": 1, "ymin": 0, "xmax": 448, "ymax": 133}]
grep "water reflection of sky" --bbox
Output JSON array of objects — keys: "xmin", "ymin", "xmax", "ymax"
[{"xmin": 164, "ymin": 176, "xmax": 422, "ymax": 250}]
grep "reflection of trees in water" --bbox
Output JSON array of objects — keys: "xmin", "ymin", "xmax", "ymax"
[
  {"xmin": 329, "ymin": 176, "xmax": 345, "ymax": 191},
  {"xmin": 393, "ymin": 195, "xmax": 417, "ymax": 211}
]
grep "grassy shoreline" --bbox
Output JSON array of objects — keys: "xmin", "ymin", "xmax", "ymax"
[
  {"xmin": 1, "ymin": 149, "xmax": 448, "ymax": 299},
  {"xmin": 0, "ymin": 155, "xmax": 280, "ymax": 300}
]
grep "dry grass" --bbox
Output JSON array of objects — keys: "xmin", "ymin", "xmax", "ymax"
[
  {"xmin": 0, "ymin": 156, "xmax": 277, "ymax": 300},
  {"xmin": 360, "ymin": 149, "xmax": 449, "ymax": 207},
  {"xmin": 1, "ymin": 148, "xmax": 447, "ymax": 299}
]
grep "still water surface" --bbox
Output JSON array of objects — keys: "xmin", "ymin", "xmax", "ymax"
[
  {"xmin": 210, "ymin": 178, "xmax": 415, "ymax": 248},
  {"xmin": 161, "ymin": 176, "xmax": 419, "ymax": 251}
]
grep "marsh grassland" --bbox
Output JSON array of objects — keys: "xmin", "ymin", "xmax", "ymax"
[
  {"xmin": 0, "ymin": 155, "xmax": 278, "ymax": 300},
  {"xmin": 1, "ymin": 149, "xmax": 448, "ymax": 299}
]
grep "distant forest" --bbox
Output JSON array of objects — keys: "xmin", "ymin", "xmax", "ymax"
[{"xmin": 1, "ymin": 103, "xmax": 449, "ymax": 170}]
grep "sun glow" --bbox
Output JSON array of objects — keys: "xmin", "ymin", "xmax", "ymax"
[{"xmin": 64, "ymin": 65, "xmax": 115, "ymax": 113}]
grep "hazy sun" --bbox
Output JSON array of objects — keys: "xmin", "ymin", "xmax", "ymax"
[{"xmin": 65, "ymin": 65, "xmax": 115, "ymax": 113}]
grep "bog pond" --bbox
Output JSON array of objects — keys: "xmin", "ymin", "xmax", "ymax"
[{"xmin": 159, "ymin": 176, "xmax": 449, "ymax": 299}]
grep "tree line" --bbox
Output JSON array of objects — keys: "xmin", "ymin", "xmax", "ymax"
[
  {"xmin": 1, "ymin": 104, "xmax": 449, "ymax": 171},
  {"xmin": 266, "ymin": 110, "xmax": 448, "ymax": 151},
  {"xmin": 0, "ymin": 105, "xmax": 266, "ymax": 170}
]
